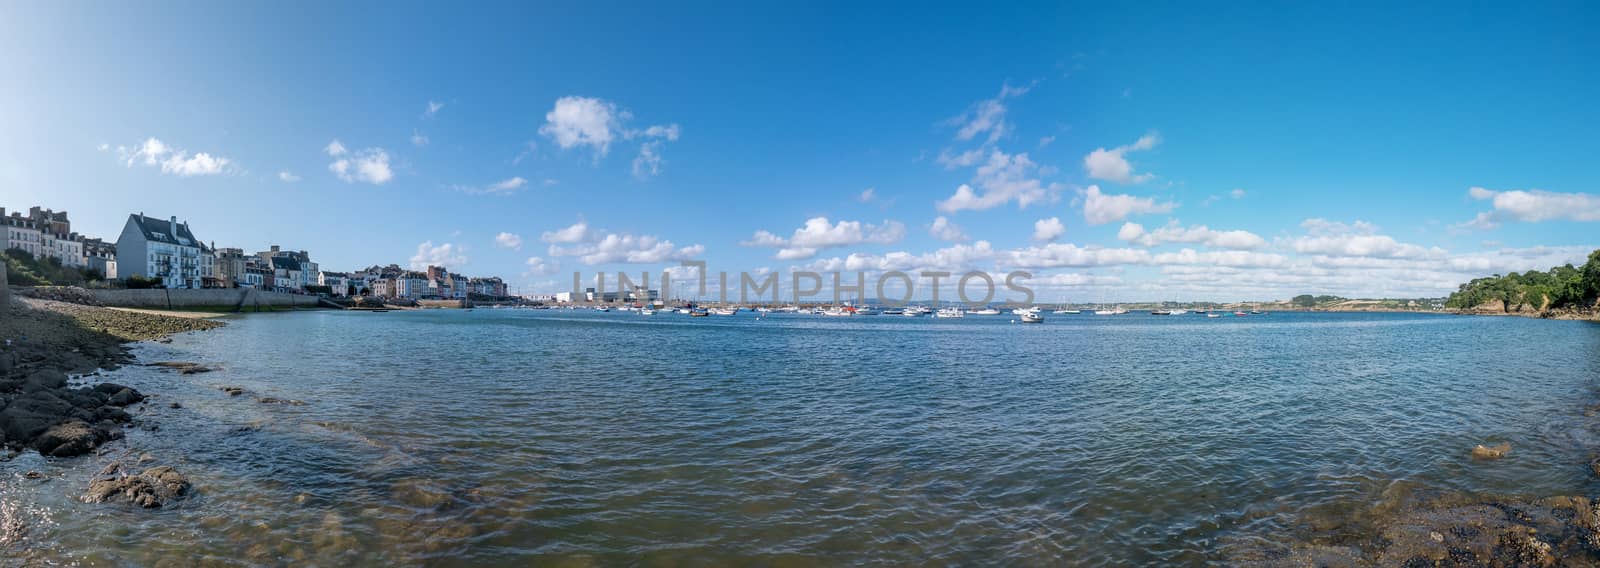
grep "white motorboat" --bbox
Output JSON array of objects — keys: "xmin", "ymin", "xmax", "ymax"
[
  {"xmin": 1054, "ymin": 309, "xmax": 1081, "ymax": 314},
  {"xmin": 1094, "ymin": 309, "xmax": 1118, "ymax": 315},
  {"xmin": 639, "ymin": 308, "xmax": 655, "ymax": 315},
  {"xmin": 710, "ymin": 307, "xmax": 738, "ymax": 316},
  {"xmin": 1020, "ymin": 312, "xmax": 1044, "ymax": 324},
  {"xmin": 934, "ymin": 307, "xmax": 965, "ymax": 318},
  {"xmin": 971, "ymin": 308, "xmax": 1001, "ymax": 316},
  {"xmin": 820, "ymin": 307, "xmax": 853, "ymax": 317}
]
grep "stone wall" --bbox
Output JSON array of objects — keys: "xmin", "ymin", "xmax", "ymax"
[
  {"xmin": 416, "ymin": 298, "xmax": 468, "ymax": 309},
  {"xmin": 89, "ymin": 289, "xmax": 320, "ymax": 310},
  {"xmin": 1, "ymin": 263, "xmax": 9, "ymax": 306}
]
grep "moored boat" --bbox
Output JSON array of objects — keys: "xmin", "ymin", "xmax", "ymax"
[{"xmin": 1020, "ymin": 312, "xmax": 1044, "ymax": 323}]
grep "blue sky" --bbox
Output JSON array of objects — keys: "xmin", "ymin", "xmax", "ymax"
[{"xmin": 2, "ymin": 1, "xmax": 1597, "ymax": 300}]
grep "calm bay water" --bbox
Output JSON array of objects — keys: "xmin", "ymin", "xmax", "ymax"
[{"xmin": 4, "ymin": 309, "xmax": 1600, "ymax": 565}]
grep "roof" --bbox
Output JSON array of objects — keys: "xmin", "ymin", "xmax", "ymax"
[
  {"xmin": 270, "ymin": 256, "xmax": 302, "ymax": 271},
  {"xmin": 126, "ymin": 214, "xmax": 202, "ymax": 248}
]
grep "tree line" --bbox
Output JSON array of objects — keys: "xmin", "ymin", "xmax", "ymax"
[{"xmin": 1444, "ymin": 249, "xmax": 1600, "ymax": 311}]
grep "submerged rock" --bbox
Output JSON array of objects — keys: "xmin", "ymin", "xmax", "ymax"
[
  {"xmin": 148, "ymin": 361, "xmax": 217, "ymax": 374},
  {"xmin": 84, "ymin": 464, "xmax": 191, "ymax": 508},
  {"xmin": 1472, "ymin": 442, "xmax": 1512, "ymax": 459},
  {"xmin": 257, "ymin": 397, "xmax": 306, "ymax": 406},
  {"xmin": 219, "ymin": 386, "xmax": 246, "ymax": 397}
]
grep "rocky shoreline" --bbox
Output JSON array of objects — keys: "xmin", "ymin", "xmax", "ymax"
[{"xmin": 1, "ymin": 295, "xmax": 218, "ymax": 496}]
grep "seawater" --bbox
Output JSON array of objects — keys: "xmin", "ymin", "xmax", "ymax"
[{"xmin": 3, "ymin": 310, "xmax": 1599, "ymax": 565}]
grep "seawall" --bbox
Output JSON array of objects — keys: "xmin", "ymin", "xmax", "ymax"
[{"xmin": 88, "ymin": 289, "xmax": 321, "ymax": 311}]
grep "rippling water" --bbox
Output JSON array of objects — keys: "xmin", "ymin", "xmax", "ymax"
[{"xmin": 3, "ymin": 309, "xmax": 1599, "ymax": 565}]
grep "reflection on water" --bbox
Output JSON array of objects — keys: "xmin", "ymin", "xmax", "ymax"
[{"xmin": 2, "ymin": 310, "xmax": 1599, "ymax": 565}]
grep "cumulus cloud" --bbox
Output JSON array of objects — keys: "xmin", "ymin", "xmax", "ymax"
[
  {"xmin": 539, "ymin": 96, "xmax": 680, "ymax": 176},
  {"xmin": 1289, "ymin": 218, "xmax": 1444, "ymax": 259},
  {"xmin": 1081, "ymin": 185, "xmax": 1177, "ymax": 225},
  {"xmin": 936, "ymin": 150, "xmax": 1063, "ymax": 213},
  {"xmin": 424, "ymin": 100, "xmax": 444, "ymax": 119},
  {"xmin": 325, "ymin": 139, "xmax": 393, "ymax": 185},
  {"xmin": 1033, "ymin": 217, "xmax": 1066, "ymax": 242},
  {"xmin": 541, "ymin": 220, "xmax": 703, "ymax": 265},
  {"xmin": 858, "ymin": 188, "xmax": 877, "ymax": 203},
  {"xmin": 1083, "ymin": 132, "xmax": 1159, "ymax": 184},
  {"xmin": 928, "ymin": 216, "xmax": 969, "ymax": 242},
  {"xmin": 411, "ymin": 130, "xmax": 429, "ymax": 146},
  {"xmin": 409, "ymin": 241, "xmax": 467, "ymax": 270},
  {"xmin": 494, "ymin": 232, "xmax": 523, "ymax": 251},
  {"xmin": 741, "ymin": 217, "xmax": 906, "ymax": 260},
  {"xmin": 1459, "ymin": 186, "xmax": 1600, "ymax": 230},
  {"xmin": 1116, "ymin": 220, "xmax": 1266, "ymax": 250},
  {"xmin": 113, "ymin": 137, "xmax": 234, "ymax": 177},
  {"xmin": 523, "ymin": 256, "xmax": 558, "ymax": 276},
  {"xmin": 540, "ymin": 96, "xmax": 624, "ymax": 157},
  {"xmin": 541, "ymin": 220, "xmax": 591, "ymax": 244}
]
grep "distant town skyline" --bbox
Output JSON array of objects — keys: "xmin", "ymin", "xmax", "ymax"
[{"xmin": 3, "ymin": 2, "xmax": 1597, "ymax": 301}]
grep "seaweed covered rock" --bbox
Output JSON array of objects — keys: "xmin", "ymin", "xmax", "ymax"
[{"xmin": 84, "ymin": 464, "xmax": 191, "ymax": 508}]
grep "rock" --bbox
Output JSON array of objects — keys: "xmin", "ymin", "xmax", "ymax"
[
  {"xmin": 106, "ymin": 388, "xmax": 142, "ymax": 407},
  {"xmin": 1472, "ymin": 442, "xmax": 1512, "ymax": 459},
  {"xmin": 84, "ymin": 465, "xmax": 191, "ymax": 508},
  {"xmin": 168, "ymin": 402, "xmax": 182, "ymax": 409},
  {"xmin": 33, "ymin": 420, "xmax": 99, "ymax": 457},
  {"xmin": 21, "ymin": 370, "xmax": 67, "ymax": 392},
  {"xmin": 148, "ymin": 361, "xmax": 216, "ymax": 375},
  {"xmin": 257, "ymin": 397, "xmax": 306, "ymax": 406}
]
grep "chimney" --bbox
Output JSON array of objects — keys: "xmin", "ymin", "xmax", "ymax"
[{"xmin": 169, "ymin": 216, "xmax": 177, "ymax": 235}]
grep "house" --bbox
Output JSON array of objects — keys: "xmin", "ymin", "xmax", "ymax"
[
  {"xmin": 214, "ymin": 247, "xmax": 250, "ymax": 288},
  {"xmin": 319, "ymin": 271, "xmax": 351, "ymax": 296},
  {"xmin": 366, "ymin": 276, "xmax": 395, "ymax": 298},
  {"xmin": 2, "ymin": 209, "xmax": 45, "ymax": 258},
  {"xmin": 242, "ymin": 261, "xmax": 270, "ymax": 289},
  {"xmin": 469, "ymin": 277, "xmax": 507, "ymax": 297},
  {"xmin": 82, "ymin": 238, "xmax": 117, "ymax": 279},
  {"xmin": 396, "ymin": 272, "xmax": 432, "ymax": 299},
  {"xmin": 115, "ymin": 213, "xmax": 210, "ymax": 289},
  {"xmin": 256, "ymin": 245, "xmax": 318, "ymax": 291},
  {"xmin": 269, "ymin": 256, "xmax": 303, "ymax": 292}
]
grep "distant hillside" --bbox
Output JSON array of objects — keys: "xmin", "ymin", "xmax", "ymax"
[{"xmin": 1444, "ymin": 249, "xmax": 1600, "ymax": 315}]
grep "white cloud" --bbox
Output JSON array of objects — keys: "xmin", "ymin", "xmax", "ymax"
[
  {"xmin": 928, "ymin": 216, "xmax": 969, "ymax": 242},
  {"xmin": 1230, "ymin": 188, "xmax": 1247, "ymax": 199},
  {"xmin": 278, "ymin": 171, "xmax": 300, "ymax": 183},
  {"xmin": 948, "ymin": 83, "xmax": 1029, "ymax": 143},
  {"xmin": 632, "ymin": 141, "xmax": 665, "ymax": 178},
  {"xmin": 114, "ymin": 137, "xmax": 234, "ymax": 177},
  {"xmin": 1003, "ymin": 243, "xmax": 1150, "ymax": 269},
  {"xmin": 325, "ymin": 139, "xmax": 393, "ymax": 185},
  {"xmin": 539, "ymin": 96, "xmax": 679, "ymax": 176},
  {"xmin": 409, "ymin": 241, "xmax": 467, "ymax": 270},
  {"xmin": 1032, "ymin": 217, "xmax": 1065, "ymax": 242},
  {"xmin": 556, "ymin": 234, "xmax": 703, "ymax": 265},
  {"xmin": 1039, "ymin": 136, "xmax": 1055, "ymax": 147},
  {"xmin": 741, "ymin": 217, "xmax": 906, "ymax": 260},
  {"xmin": 1083, "ymin": 132, "xmax": 1159, "ymax": 184},
  {"xmin": 935, "ymin": 150, "xmax": 1063, "ymax": 213},
  {"xmin": 451, "ymin": 177, "xmax": 529, "ymax": 196},
  {"xmin": 523, "ymin": 256, "xmax": 558, "ymax": 276},
  {"xmin": 411, "ymin": 130, "xmax": 429, "ymax": 146},
  {"xmin": 539, "ymin": 96, "xmax": 623, "ymax": 157},
  {"xmin": 858, "ymin": 187, "xmax": 877, "ymax": 203},
  {"xmin": 1116, "ymin": 220, "xmax": 1266, "ymax": 250},
  {"xmin": 1459, "ymin": 186, "xmax": 1600, "ymax": 230},
  {"xmin": 494, "ymin": 232, "xmax": 523, "ymax": 251},
  {"xmin": 424, "ymin": 100, "xmax": 445, "ymax": 119},
  {"xmin": 1289, "ymin": 218, "xmax": 1444, "ymax": 259},
  {"xmin": 1081, "ymin": 185, "xmax": 1177, "ymax": 225},
  {"xmin": 541, "ymin": 220, "xmax": 591, "ymax": 244},
  {"xmin": 804, "ymin": 240, "xmax": 998, "ymax": 274}
]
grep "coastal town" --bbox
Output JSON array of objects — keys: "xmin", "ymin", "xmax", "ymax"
[{"xmin": 3, "ymin": 203, "xmax": 510, "ymax": 304}]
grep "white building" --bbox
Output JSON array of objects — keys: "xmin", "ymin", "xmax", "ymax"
[
  {"xmin": 396, "ymin": 272, "xmax": 431, "ymax": 299},
  {"xmin": 115, "ymin": 213, "xmax": 209, "ymax": 289},
  {"xmin": 319, "ymin": 272, "xmax": 351, "ymax": 297}
]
